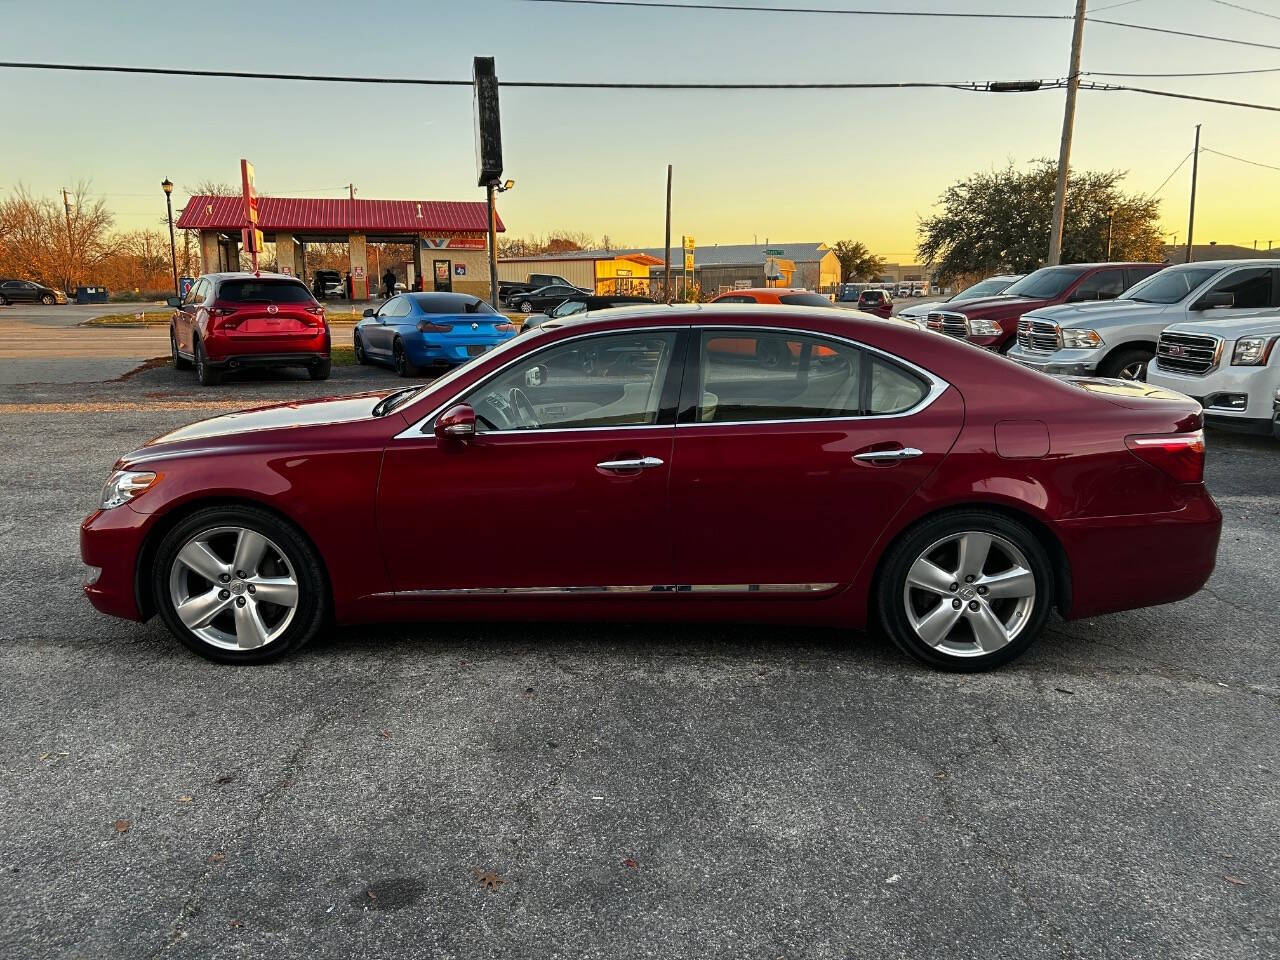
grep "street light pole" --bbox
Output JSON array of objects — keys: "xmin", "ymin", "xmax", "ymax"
[
  {"xmin": 162, "ymin": 179, "xmax": 179, "ymax": 299},
  {"xmin": 1106, "ymin": 209, "xmax": 1114, "ymax": 261},
  {"xmin": 1185, "ymin": 124, "xmax": 1202, "ymax": 264},
  {"xmin": 1047, "ymin": 0, "xmax": 1088, "ymax": 266},
  {"xmin": 61, "ymin": 187, "xmax": 75, "ymax": 291}
]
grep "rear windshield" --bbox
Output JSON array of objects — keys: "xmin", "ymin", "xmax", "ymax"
[
  {"xmin": 218, "ymin": 279, "xmax": 314, "ymax": 303},
  {"xmin": 1003, "ymin": 266, "xmax": 1089, "ymax": 299},
  {"xmin": 411, "ymin": 293, "xmax": 497, "ymax": 315},
  {"xmin": 1121, "ymin": 267, "xmax": 1218, "ymax": 304},
  {"xmin": 778, "ymin": 293, "xmax": 836, "ymax": 307}
]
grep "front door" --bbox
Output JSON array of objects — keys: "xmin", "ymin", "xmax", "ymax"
[
  {"xmin": 432, "ymin": 259, "xmax": 453, "ymax": 292},
  {"xmin": 366, "ymin": 296, "xmax": 409, "ymax": 358},
  {"xmin": 377, "ymin": 328, "xmax": 688, "ymax": 594},
  {"xmin": 669, "ymin": 327, "xmax": 963, "ymax": 591}
]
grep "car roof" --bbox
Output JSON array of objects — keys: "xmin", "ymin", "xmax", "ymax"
[
  {"xmin": 1158, "ymin": 258, "xmax": 1280, "ymax": 269},
  {"xmin": 536, "ymin": 302, "xmax": 920, "ymax": 331},
  {"xmin": 206, "ymin": 272, "xmax": 306, "ymax": 282}
]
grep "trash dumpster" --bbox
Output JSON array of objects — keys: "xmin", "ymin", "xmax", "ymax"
[{"xmin": 75, "ymin": 286, "xmax": 110, "ymax": 304}]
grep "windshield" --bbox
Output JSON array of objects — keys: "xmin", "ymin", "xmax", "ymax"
[
  {"xmin": 1121, "ymin": 267, "xmax": 1218, "ymax": 304},
  {"xmin": 1002, "ymin": 267, "xmax": 1088, "ymax": 300},
  {"xmin": 950, "ymin": 278, "xmax": 1016, "ymax": 302}
]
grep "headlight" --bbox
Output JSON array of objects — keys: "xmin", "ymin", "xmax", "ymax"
[
  {"xmin": 966, "ymin": 317, "xmax": 1002, "ymax": 337},
  {"xmin": 100, "ymin": 470, "xmax": 160, "ymax": 509},
  {"xmin": 1061, "ymin": 328, "xmax": 1103, "ymax": 349},
  {"xmin": 1231, "ymin": 335, "xmax": 1276, "ymax": 366}
]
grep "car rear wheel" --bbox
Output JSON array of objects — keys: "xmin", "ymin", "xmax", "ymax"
[
  {"xmin": 1100, "ymin": 347, "xmax": 1153, "ymax": 382},
  {"xmin": 0, "ymin": 295, "xmax": 10, "ymax": 305},
  {"xmin": 520, "ymin": 300, "xmax": 534, "ymax": 313},
  {"xmin": 393, "ymin": 338, "xmax": 421, "ymax": 377},
  {"xmin": 309, "ymin": 359, "xmax": 331, "ymax": 381},
  {"xmin": 353, "ymin": 331, "xmax": 367, "ymax": 364},
  {"xmin": 152, "ymin": 505, "xmax": 328, "ymax": 664},
  {"xmin": 194, "ymin": 339, "xmax": 221, "ymax": 386},
  {"xmin": 171, "ymin": 329, "xmax": 192, "ymax": 370},
  {"xmin": 41, "ymin": 293, "xmax": 55, "ymax": 305},
  {"xmin": 877, "ymin": 510, "xmax": 1053, "ymax": 671}
]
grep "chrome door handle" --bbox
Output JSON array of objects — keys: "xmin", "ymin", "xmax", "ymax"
[
  {"xmin": 853, "ymin": 447, "xmax": 924, "ymax": 463},
  {"xmin": 596, "ymin": 456, "xmax": 665, "ymax": 472}
]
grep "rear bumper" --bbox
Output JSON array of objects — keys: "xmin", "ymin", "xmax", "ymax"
[
  {"xmin": 408, "ymin": 338, "xmax": 512, "ymax": 366},
  {"xmin": 1058, "ymin": 490, "xmax": 1222, "ymax": 620},
  {"xmin": 206, "ymin": 351, "xmax": 330, "ymax": 370},
  {"xmin": 80, "ymin": 506, "xmax": 151, "ymax": 622},
  {"xmin": 204, "ymin": 328, "xmax": 329, "ymax": 363}
]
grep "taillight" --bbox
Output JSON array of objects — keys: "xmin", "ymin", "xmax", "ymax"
[
  {"xmin": 495, "ymin": 322, "xmax": 516, "ymax": 333},
  {"xmin": 418, "ymin": 321, "xmax": 453, "ymax": 333},
  {"xmin": 305, "ymin": 304, "xmax": 325, "ymax": 325},
  {"xmin": 1125, "ymin": 430, "xmax": 1205, "ymax": 484},
  {"xmin": 209, "ymin": 307, "xmax": 233, "ymax": 317}
]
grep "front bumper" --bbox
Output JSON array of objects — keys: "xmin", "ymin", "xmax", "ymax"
[
  {"xmin": 80, "ymin": 505, "xmax": 152, "ymax": 621},
  {"xmin": 1147, "ymin": 362, "xmax": 1280, "ymax": 431},
  {"xmin": 1007, "ymin": 344, "xmax": 1103, "ymax": 376}
]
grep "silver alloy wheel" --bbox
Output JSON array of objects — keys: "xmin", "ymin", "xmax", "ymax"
[
  {"xmin": 902, "ymin": 530, "xmax": 1036, "ymax": 658},
  {"xmin": 167, "ymin": 525, "xmax": 299, "ymax": 651},
  {"xmin": 1119, "ymin": 360, "xmax": 1147, "ymax": 381}
]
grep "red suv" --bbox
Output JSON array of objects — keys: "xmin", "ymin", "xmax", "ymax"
[
  {"xmin": 925, "ymin": 263, "xmax": 1161, "ymax": 353},
  {"xmin": 169, "ymin": 273, "xmax": 331, "ymax": 386}
]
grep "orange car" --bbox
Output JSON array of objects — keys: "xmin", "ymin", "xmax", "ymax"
[
  {"xmin": 707, "ymin": 289, "xmax": 840, "ymax": 366},
  {"xmin": 709, "ymin": 287, "xmax": 835, "ymax": 307}
]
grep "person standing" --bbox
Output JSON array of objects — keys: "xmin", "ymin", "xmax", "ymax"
[
  {"xmin": 344, "ymin": 272, "xmax": 352, "ymax": 301},
  {"xmin": 383, "ymin": 268, "xmax": 396, "ymax": 300}
]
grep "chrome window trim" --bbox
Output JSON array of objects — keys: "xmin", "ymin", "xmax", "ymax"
[
  {"xmin": 394, "ymin": 322, "xmax": 952, "ymax": 439},
  {"xmin": 373, "ymin": 582, "xmax": 840, "ymax": 598}
]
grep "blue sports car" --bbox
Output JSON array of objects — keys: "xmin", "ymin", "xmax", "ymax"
[{"xmin": 354, "ymin": 292, "xmax": 518, "ymax": 377}]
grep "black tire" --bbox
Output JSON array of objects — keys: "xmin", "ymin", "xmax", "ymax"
[
  {"xmin": 353, "ymin": 331, "xmax": 367, "ymax": 365},
  {"xmin": 877, "ymin": 509, "xmax": 1054, "ymax": 672},
  {"xmin": 195, "ymin": 339, "xmax": 222, "ymax": 386},
  {"xmin": 171, "ymin": 329, "xmax": 192, "ymax": 370},
  {"xmin": 41, "ymin": 293, "xmax": 55, "ymax": 305},
  {"xmin": 0, "ymin": 295, "xmax": 9, "ymax": 306},
  {"xmin": 520, "ymin": 300, "xmax": 534, "ymax": 314},
  {"xmin": 393, "ymin": 338, "xmax": 421, "ymax": 378},
  {"xmin": 150, "ymin": 504, "xmax": 328, "ymax": 665},
  {"xmin": 309, "ymin": 359, "xmax": 332, "ymax": 381},
  {"xmin": 1099, "ymin": 347, "xmax": 1153, "ymax": 382}
]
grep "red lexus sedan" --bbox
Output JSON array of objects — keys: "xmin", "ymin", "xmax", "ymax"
[{"xmin": 81, "ymin": 305, "xmax": 1221, "ymax": 671}]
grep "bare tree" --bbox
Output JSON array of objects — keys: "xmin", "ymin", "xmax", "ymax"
[{"xmin": 0, "ymin": 182, "xmax": 117, "ymax": 291}]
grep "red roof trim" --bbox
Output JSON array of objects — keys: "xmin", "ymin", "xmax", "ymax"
[{"xmin": 176, "ymin": 195, "xmax": 503, "ymax": 234}]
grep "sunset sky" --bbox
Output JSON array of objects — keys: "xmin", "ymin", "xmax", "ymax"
[{"xmin": 4, "ymin": 0, "xmax": 1279, "ymax": 261}]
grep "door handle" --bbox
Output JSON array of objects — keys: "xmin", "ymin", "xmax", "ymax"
[
  {"xmin": 596, "ymin": 456, "xmax": 665, "ymax": 472},
  {"xmin": 853, "ymin": 447, "xmax": 924, "ymax": 463}
]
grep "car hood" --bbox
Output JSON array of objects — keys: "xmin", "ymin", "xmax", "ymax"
[
  {"xmin": 1165, "ymin": 311, "xmax": 1280, "ymax": 339},
  {"xmin": 1023, "ymin": 299, "xmax": 1173, "ymax": 327},
  {"xmin": 898, "ymin": 300, "xmax": 943, "ymax": 318},
  {"xmin": 123, "ymin": 392, "xmax": 390, "ymax": 463},
  {"xmin": 943, "ymin": 295, "xmax": 1046, "ymax": 317}
]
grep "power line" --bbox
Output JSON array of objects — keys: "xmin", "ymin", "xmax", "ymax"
[
  {"xmin": 1201, "ymin": 147, "xmax": 1280, "ymax": 172},
  {"xmin": 1085, "ymin": 66, "xmax": 1280, "ymax": 78},
  {"xmin": 1092, "ymin": 0, "xmax": 1147, "ymax": 10},
  {"xmin": 1147, "ymin": 151, "xmax": 1193, "ymax": 198},
  {"xmin": 1, "ymin": 59, "xmax": 1278, "ymax": 112},
  {"xmin": 1089, "ymin": 17, "xmax": 1280, "ymax": 53},
  {"xmin": 1208, "ymin": 0, "xmax": 1280, "ymax": 22}
]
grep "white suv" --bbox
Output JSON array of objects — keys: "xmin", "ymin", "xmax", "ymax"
[{"xmin": 1146, "ymin": 313, "xmax": 1280, "ymax": 438}]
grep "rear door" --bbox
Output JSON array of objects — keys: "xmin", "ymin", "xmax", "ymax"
[{"xmin": 668, "ymin": 326, "xmax": 963, "ymax": 592}]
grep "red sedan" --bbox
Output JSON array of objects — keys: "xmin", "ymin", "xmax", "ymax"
[{"xmin": 82, "ymin": 305, "xmax": 1221, "ymax": 671}]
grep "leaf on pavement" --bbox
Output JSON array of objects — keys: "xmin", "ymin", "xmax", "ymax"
[
  {"xmin": 113, "ymin": 819, "xmax": 130, "ymax": 833},
  {"xmin": 472, "ymin": 868, "xmax": 505, "ymax": 891},
  {"xmin": 1224, "ymin": 875, "xmax": 1248, "ymax": 886}
]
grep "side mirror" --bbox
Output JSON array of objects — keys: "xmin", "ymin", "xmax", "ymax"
[
  {"xmin": 434, "ymin": 403, "xmax": 476, "ymax": 442},
  {"xmin": 166, "ymin": 296, "xmax": 182, "ymax": 308},
  {"xmin": 362, "ymin": 308, "xmax": 376, "ymax": 318},
  {"xmin": 1192, "ymin": 291, "xmax": 1234, "ymax": 310}
]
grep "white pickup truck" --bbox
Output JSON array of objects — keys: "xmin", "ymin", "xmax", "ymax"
[
  {"xmin": 1146, "ymin": 313, "xmax": 1280, "ymax": 438},
  {"xmin": 1007, "ymin": 259, "xmax": 1280, "ymax": 381}
]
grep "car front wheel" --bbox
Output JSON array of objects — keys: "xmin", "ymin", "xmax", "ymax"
[
  {"xmin": 151, "ymin": 506, "xmax": 328, "ymax": 664},
  {"xmin": 41, "ymin": 293, "xmax": 56, "ymax": 304},
  {"xmin": 353, "ymin": 332, "xmax": 367, "ymax": 364},
  {"xmin": 520, "ymin": 300, "xmax": 533, "ymax": 313},
  {"xmin": 877, "ymin": 510, "xmax": 1053, "ymax": 671},
  {"xmin": 1100, "ymin": 347, "xmax": 1153, "ymax": 382}
]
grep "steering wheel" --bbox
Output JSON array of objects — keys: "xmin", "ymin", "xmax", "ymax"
[{"xmin": 508, "ymin": 387, "xmax": 540, "ymax": 429}]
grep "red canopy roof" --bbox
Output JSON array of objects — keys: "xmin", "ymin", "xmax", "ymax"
[{"xmin": 176, "ymin": 195, "xmax": 503, "ymax": 234}]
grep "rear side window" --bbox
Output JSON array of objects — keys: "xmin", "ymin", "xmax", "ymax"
[
  {"xmin": 868, "ymin": 355, "xmax": 929, "ymax": 414},
  {"xmin": 778, "ymin": 293, "xmax": 836, "ymax": 307},
  {"xmin": 218, "ymin": 279, "xmax": 314, "ymax": 303},
  {"xmin": 698, "ymin": 332, "xmax": 861, "ymax": 423},
  {"xmin": 715, "ymin": 295, "xmax": 755, "ymax": 303}
]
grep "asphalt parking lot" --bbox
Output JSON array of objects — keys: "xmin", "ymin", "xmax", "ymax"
[{"xmin": 1, "ymin": 356, "xmax": 1278, "ymax": 959}]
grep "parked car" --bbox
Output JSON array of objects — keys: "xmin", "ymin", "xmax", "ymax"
[
  {"xmin": 499, "ymin": 274, "xmax": 579, "ymax": 301},
  {"xmin": 506, "ymin": 283, "xmax": 591, "ymax": 313},
  {"xmin": 854, "ymin": 288, "xmax": 894, "ymax": 319},
  {"xmin": 710, "ymin": 288, "xmax": 835, "ymax": 307},
  {"xmin": 0, "ymin": 278, "xmax": 67, "ymax": 305},
  {"xmin": 1146, "ymin": 312, "xmax": 1280, "ymax": 437},
  {"xmin": 354, "ymin": 292, "xmax": 518, "ymax": 376},
  {"xmin": 167, "ymin": 273, "xmax": 330, "ymax": 386},
  {"xmin": 312, "ymin": 270, "xmax": 345, "ymax": 301},
  {"xmin": 924, "ymin": 262, "xmax": 1162, "ymax": 355},
  {"xmin": 522, "ymin": 294, "xmax": 658, "ymax": 333},
  {"xmin": 1008, "ymin": 260, "xmax": 1280, "ymax": 381},
  {"xmin": 898, "ymin": 274, "xmax": 1024, "ymax": 323},
  {"xmin": 82, "ymin": 304, "xmax": 1220, "ymax": 672}
]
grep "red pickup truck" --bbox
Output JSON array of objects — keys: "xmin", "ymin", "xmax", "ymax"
[{"xmin": 924, "ymin": 262, "xmax": 1162, "ymax": 352}]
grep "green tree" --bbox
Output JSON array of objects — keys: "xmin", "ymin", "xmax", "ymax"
[
  {"xmin": 831, "ymin": 240, "xmax": 887, "ymax": 282},
  {"xmin": 917, "ymin": 159, "xmax": 1165, "ymax": 281}
]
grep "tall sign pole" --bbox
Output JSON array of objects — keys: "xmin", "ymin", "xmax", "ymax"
[
  {"xmin": 473, "ymin": 57, "xmax": 504, "ymax": 310},
  {"xmin": 61, "ymin": 188, "xmax": 75, "ymax": 290},
  {"xmin": 1185, "ymin": 124, "xmax": 1202, "ymax": 264},
  {"xmin": 240, "ymin": 158, "xmax": 261, "ymax": 276},
  {"xmin": 664, "ymin": 164, "xmax": 672, "ymax": 302},
  {"xmin": 1047, "ymin": 0, "xmax": 1088, "ymax": 266}
]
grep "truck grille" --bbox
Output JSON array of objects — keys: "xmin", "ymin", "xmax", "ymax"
[
  {"xmin": 1016, "ymin": 317, "xmax": 1061, "ymax": 353},
  {"xmin": 926, "ymin": 311, "xmax": 967, "ymax": 338},
  {"xmin": 1155, "ymin": 332, "xmax": 1220, "ymax": 376}
]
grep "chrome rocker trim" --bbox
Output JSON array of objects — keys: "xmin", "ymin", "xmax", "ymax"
[{"xmin": 376, "ymin": 583, "xmax": 840, "ymax": 599}]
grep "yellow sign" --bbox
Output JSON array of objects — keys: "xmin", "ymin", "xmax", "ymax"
[
  {"xmin": 684, "ymin": 253, "xmax": 695, "ymax": 271},
  {"xmin": 682, "ymin": 235, "xmax": 695, "ymax": 252}
]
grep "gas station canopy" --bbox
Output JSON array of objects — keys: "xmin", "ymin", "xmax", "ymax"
[{"xmin": 176, "ymin": 195, "xmax": 503, "ymax": 241}]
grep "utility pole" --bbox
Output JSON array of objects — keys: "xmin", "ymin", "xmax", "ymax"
[
  {"xmin": 487, "ymin": 181, "xmax": 500, "ymax": 310},
  {"xmin": 1185, "ymin": 124, "xmax": 1201, "ymax": 263},
  {"xmin": 1106, "ymin": 209, "xmax": 1114, "ymax": 261},
  {"xmin": 663, "ymin": 164, "xmax": 672, "ymax": 303},
  {"xmin": 61, "ymin": 188, "xmax": 75, "ymax": 290},
  {"xmin": 347, "ymin": 183, "xmax": 356, "ymax": 201},
  {"xmin": 1047, "ymin": 0, "xmax": 1088, "ymax": 266}
]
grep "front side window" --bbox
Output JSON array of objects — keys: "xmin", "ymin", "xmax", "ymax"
[
  {"xmin": 1070, "ymin": 270, "xmax": 1126, "ymax": 302},
  {"xmin": 1121, "ymin": 266, "xmax": 1218, "ymax": 304},
  {"xmin": 381, "ymin": 296, "xmax": 412, "ymax": 318},
  {"xmin": 463, "ymin": 331, "xmax": 678, "ymax": 432},
  {"xmin": 1204, "ymin": 267, "xmax": 1274, "ymax": 310}
]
